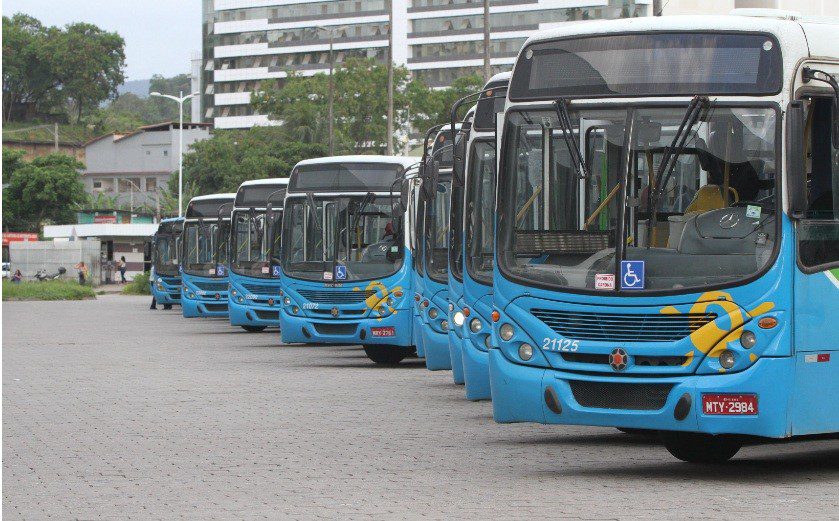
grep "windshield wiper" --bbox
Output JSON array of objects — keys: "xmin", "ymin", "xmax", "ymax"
[
  {"xmin": 647, "ymin": 96, "xmax": 709, "ymax": 244},
  {"xmin": 552, "ymin": 98, "xmax": 589, "ymax": 179},
  {"xmin": 305, "ymin": 192, "xmax": 322, "ymax": 232},
  {"xmin": 350, "ymin": 192, "xmax": 376, "ymax": 238}
]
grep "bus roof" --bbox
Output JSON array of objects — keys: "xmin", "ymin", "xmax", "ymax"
[
  {"xmin": 293, "ymin": 155, "xmax": 417, "ymax": 170},
  {"xmin": 160, "ymin": 217, "xmax": 183, "ymax": 224},
  {"xmin": 237, "ymin": 178, "xmax": 289, "ymax": 188},
  {"xmin": 519, "ymin": 14, "xmax": 834, "ymax": 56},
  {"xmin": 235, "ymin": 178, "xmax": 290, "ymax": 208},
  {"xmin": 189, "ymin": 193, "xmax": 236, "ymax": 203}
]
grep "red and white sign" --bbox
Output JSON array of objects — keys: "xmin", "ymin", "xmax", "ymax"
[
  {"xmin": 702, "ymin": 394, "xmax": 758, "ymax": 415},
  {"xmin": 2, "ymin": 232, "xmax": 38, "ymax": 246},
  {"xmin": 93, "ymin": 215, "xmax": 118, "ymax": 224},
  {"xmin": 804, "ymin": 353, "xmax": 831, "ymax": 363},
  {"xmin": 370, "ymin": 326, "xmax": 396, "ymax": 337},
  {"xmin": 595, "ymin": 273, "xmax": 615, "ymax": 290}
]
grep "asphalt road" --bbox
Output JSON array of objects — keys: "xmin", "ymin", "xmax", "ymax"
[{"xmin": 3, "ymin": 295, "xmax": 838, "ymax": 519}]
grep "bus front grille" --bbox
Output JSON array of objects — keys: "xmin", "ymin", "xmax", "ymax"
[
  {"xmin": 298, "ymin": 289, "xmax": 377, "ymax": 304},
  {"xmin": 204, "ymin": 303, "xmax": 228, "ymax": 312},
  {"xmin": 243, "ymin": 283, "xmax": 280, "ymax": 295},
  {"xmin": 193, "ymin": 281, "xmax": 227, "ymax": 292},
  {"xmin": 161, "ymin": 277, "xmax": 180, "ymax": 285},
  {"xmin": 254, "ymin": 310, "xmax": 280, "ymax": 321},
  {"xmin": 313, "ymin": 322, "xmax": 357, "ymax": 336},
  {"xmin": 561, "ymin": 353, "xmax": 688, "ymax": 367},
  {"xmin": 532, "ymin": 309, "xmax": 716, "ymax": 342},
  {"xmin": 568, "ymin": 381, "xmax": 673, "ymax": 410}
]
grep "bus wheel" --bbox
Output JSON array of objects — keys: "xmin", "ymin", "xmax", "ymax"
[
  {"xmin": 660, "ymin": 431, "xmax": 742, "ymax": 463},
  {"xmin": 163, "ymin": 304, "xmax": 173, "ymax": 310},
  {"xmin": 242, "ymin": 325, "xmax": 267, "ymax": 333},
  {"xmin": 363, "ymin": 345, "xmax": 408, "ymax": 365}
]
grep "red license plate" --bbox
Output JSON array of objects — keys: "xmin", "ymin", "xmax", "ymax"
[
  {"xmin": 370, "ymin": 326, "xmax": 395, "ymax": 337},
  {"xmin": 702, "ymin": 394, "xmax": 758, "ymax": 415}
]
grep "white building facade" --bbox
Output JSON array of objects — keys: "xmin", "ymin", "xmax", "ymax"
[{"xmin": 202, "ymin": 0, "xmax": 652, "ymax": 129}]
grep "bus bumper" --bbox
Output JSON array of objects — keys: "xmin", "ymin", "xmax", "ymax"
[
  {"xmin": 182, "ymin": 295, "xmax": 229, "ymax": 318},
  {"xmin": 151, "ymin": 285, "xmax": 181, "ymax": 306},
  {"xmin": 280, "ymin": 308, "xmax": 412, "ymax": 346},
  {"xmin": 462, "ymin": 336, "xmax": 491, "ymax": 401},
  {"xmin": 422, "ymin": 326, "xmax": 451, "ymax": 371},
  {"xmin": 448, "ymin": 329, "xmax": 465, "ymax": 384},
  {"xmin": 229, "ymin": 299, "xmax": 280, "ymax": 327},
  {"xmin": 489, "ymin": 349, "xmax": 793, "ymax": 438}
]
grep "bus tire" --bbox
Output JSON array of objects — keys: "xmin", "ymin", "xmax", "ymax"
[
  {"xmin": 163, "ymin": 304, "xmax": 173, "ymax": 310},
  {"xmin": 242, "ymin": 325, "xmax": 267, "ymax": 333},
  {"xmin": 363, "ymin": 345, "xmax": 408, "ymax": 365},
  {"xmin": 660, "ymin": 431, "xmax": 742, "ymax": 463}
]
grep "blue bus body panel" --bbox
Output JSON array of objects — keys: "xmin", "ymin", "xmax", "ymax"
[
  {"xmin": 228, "ymin": 271, "xmax": 282, "ymax": 327},
  {"xmin": 412, "ymin": 269, "xmax": 426, "ymax": 358},
  {"xmin": 447, "ymin": 295, "xmax": 466, "ymax": 384},
  {"xmin": 462, "ymin": 287, "xmax": 493, "ymax": 401},
  {"xmin": 181, "ymin": 273, "xmax": 229, "ymax": 318},
  {"xmin": 489, "ymin": 218, "xmax": 837, "ymax": 438},
  {"xmin": 279, "ymin": 255, "xmax": 413, "ymax": 347},
  {"xmin": 422, "ymin": 279, "xmax": 451, "ymax": 370},
  {"xmin": 150, "ymin": 269, "xmax": 182, "ymax": 306}
]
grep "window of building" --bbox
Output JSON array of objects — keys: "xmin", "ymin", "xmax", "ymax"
[
  {"xmin": 146, "ymin": 177, "xmax": 157, "ymax": 192},
  {"xmin": 118, "ymin": 178, "xmax": 143, "ymax": 193}
]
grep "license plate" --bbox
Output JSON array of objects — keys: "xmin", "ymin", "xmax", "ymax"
[
  {"xmin": 370, "ymin": 326, "xmax": 395, "ymax": 337},
  {"xmin": 702, "ymin": 394, "xmax": 758, "ymax": 415}
]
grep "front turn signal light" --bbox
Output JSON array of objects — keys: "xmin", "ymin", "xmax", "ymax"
[
  {"xmin": 758, "ymin": 317, "xmax": 777, "ymax": 329},
  {"xmin": 491, "ymin": 310, "xmax": 500, "ymax": 322}
]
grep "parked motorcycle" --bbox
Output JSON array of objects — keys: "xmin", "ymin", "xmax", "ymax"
[{"xmin": 34, "ymin": 267, "xmax": 67, "ymax": 281}]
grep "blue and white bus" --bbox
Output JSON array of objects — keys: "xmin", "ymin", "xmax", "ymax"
[
  {"xmin": 278, "ymin": 156, "xmax": 418, "ymax": 364},
  {"xmin": 180, "ymin": 193, "xmax": 235, "ymax": 318},
  {"xmin": 489, "ymin": 14, "xmax": 839, "ymax": 462},
  {"xmin": 150, "ymin": 217, "xmax": 184, "ymax": 310},
  {"xmin": 228, "ymin": 178, "xmax": 289, "ymax": 332},
  {"xmin": 455, "ymin": 72, "xmax": 509, "ymax": 399}
]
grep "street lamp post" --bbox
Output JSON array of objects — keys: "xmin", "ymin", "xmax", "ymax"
[
  {"xmin": 315, "ymin": 25, "xmax": 349, "ymax": 155},
  {"xmin": 150, "ymin": 91, "xmax": 199, "ymax": 217},
  {"xmin": 483, "ymin": 0, "xmax": 491, "ymax": 81},
  {"xmin": 386, "ymin": 0, "xmax": 394, "ymax": 155}
]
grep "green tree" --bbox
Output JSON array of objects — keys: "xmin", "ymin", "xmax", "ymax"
[
  {"xmin": 49, "ymin": 22, "xmax": 126, "ymax": 122},
  {"xmin": 148, "ymin": 73, "xmax": 192, "ymax": 121},
  {"xmin": 3, "ymin": 153, "xmax": 87, "ymax": 232},
  {"xmin": 2, "ymin": 14, "xmax": 61, "ymax": 121},
  {"xmin": 177, "ymin": 127, "xmax": 327, "ymax": 195}
]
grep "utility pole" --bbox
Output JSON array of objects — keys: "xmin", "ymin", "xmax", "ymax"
[
  {"xmin": 386, "ymin": 0, "xmax": 394, "ymax": 155},
  {"xmin": 483, "ymin": 0, "xmax": 491, "ymax": 81},
  {"xmin": 54, "ymin": 122, "xmax": 59, "ymax": 152},
  {"xmin": 150, "ymin": 91, "xmax": 199, "ymax": 217},
  {"xmin": 328, "ymin": 31, "xmax": 335, "ymax": 155},
  {"xmin": 653, "ymin": 0, "xmax": 662, "ymax": 15}
]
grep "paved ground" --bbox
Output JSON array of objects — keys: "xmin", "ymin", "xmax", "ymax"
[{"xmin": 3, "ymin": 295, "xmax": 838, "ymax": 520}]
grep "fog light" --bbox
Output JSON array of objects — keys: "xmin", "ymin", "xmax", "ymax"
[
  {"xmin": 387, "ymin": 297, "xmax": 394, "ymax": 307},
  {"xmin": 283, "ymin": 296, "xmax": 291, "ymax": 305},
  {"xmin": 378, "ymin": 307, "xmax": 386, "ymax": 316},
  {"xmin": 484, "ymin": 335, "xmax": 491, "ymax": 349},
  {"xmin": 441, "ymin": 320, "xmax": 449, "ymax": 331},
  {"xmin": 291, "ymin": 306, "xmax": 299, "ymax": 314},
  {"xmin": 231, "ymin": 289, "xmax": 238, "ymax": 296},
  {"xmin": 719, "ymin": 350, "xmax": 736, "ymax": 369},
  {"xmin": 156, "ymin": 283, "xmax": 164, "ymax": 291},
  {"xmin": 519, "ymin": 343, "xmax": 533, "ymax": 361},
  {"xmin": 237, "ymin": 296, "xmax": 244, "ymax": 303},
  {"xmin": 157, "ymin": 277, "xmax": 163, "ymax": 283},
  {"xmin": 453, "ymin": 311, "xmax": 465, "ymax": 327},
  {"xmin": 740, "ymin": 330, "xmax": 757, "ymax": 349},
  {"xmin": 428, "ymin": 307, "xmax": 438, "ymax": 319},
  {"xmin": 188, "ymin": 292, "xmax": 195, "ymax": 299},
  {"xmin": 448, "ymin": 302, "xmax": 454, "ymax": 312},
  {"xmin": 469, "ymin": 318, "xmax": 482, "ymax": 333},
  {"xmin": 499, "ymin": 323, "xmax": 514, "ymax": 341}
]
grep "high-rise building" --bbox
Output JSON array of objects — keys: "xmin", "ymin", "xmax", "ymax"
[{"xmin": 201, "ymin": 0, "xmax": 651, "ymax": 129}]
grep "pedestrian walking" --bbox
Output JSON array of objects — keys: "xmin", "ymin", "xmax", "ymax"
[
  {"xmin": 74, "ymin": 261, "xmax": 89, "ymax": 285},
  {"xmin": 118, "ymin": 256, "xmax": 127, "ymax": 284}
]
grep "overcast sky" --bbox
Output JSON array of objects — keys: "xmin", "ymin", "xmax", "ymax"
[{"xmin": 3, "ymin": 0, "xmax": 201, "ymax": 81}]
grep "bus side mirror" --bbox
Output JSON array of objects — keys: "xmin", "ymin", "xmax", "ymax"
[
  {"xmin": 787, "ymin": 100, "xmax": 808, "ymax": 218},
  {"xmin": 421, "ymin": 160, "xmax": 440, "ymax": 201}
]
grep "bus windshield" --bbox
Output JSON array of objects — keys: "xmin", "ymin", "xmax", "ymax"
[
  {"xmin": 183, "ymin": 221, "xmax": 228, "ymax": 278},
  {"xmin": 154, "ymin": 234, "xmax": 180, "ymax": 277},
  {"xmin": 425, "ymin": 178, "xmax": 451, "ymax": 284},
  {"xmin": 449, "ymin": 181, "xmax": 464, "ymax": 282},
  {"xmin": 499, "ymin": 104, "xmax": 778, "ymax": 293},
  {"xmin": 281, "ymin": 195, "xmax": 402, "ymax": 282},
  {"xmin": 231, "ymin": 210, "xmax": 282, "ymax": 278},
  {"xmin": 465, "ymin": 140, "xmax": 496, "ymax": 286}
]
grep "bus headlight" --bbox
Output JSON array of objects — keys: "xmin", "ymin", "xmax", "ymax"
[
  {"xmin": 499, "ymin": 323, "xmax": 515, "ymax": 341},
  {"xmin": 469, "ymin": 318, "xmax": 482, "ymax": 333},
  {"xmin": 156, "ymin": 283, "xmax": 164, "ymax": 291},
  {"xmin": 283, "ymin": 296, "xmax": 292, "ymax": 306},
  {"xmin": 231, "ymin": 289, "xmax": 238, "ymax": 297},
  {"xmin": 188, "ymin": 292, "xmax": 195, "ymax": 299},
  {"xmin": 237, "ymin": 296, "xmax": 244, "ymax": 304},
  {"xmin": 719, "ymin": 350, "xmax": 736, "ymax": 369},
  {"xmin": 740, "ymin": 330, "xmax": 757, "ymax": 349},
  {"xmin": 428, "ymin": 307, "xmax": 438, "ymax": 319},
  {"xmin": 441, "ymin": 320, "xmax": 449, "ymax": 331},
  {"xmin": 484, "ymin": 335, "xmax": 491, "ymax": 349},
  {"xmin": 157, "ymin": 277, "xmax": 163, "ymax": 283},
  {"xmin": 291, "ymin": 306, "xmax": 299, "ymax": 314},
  {"xmin": 453, "ymin": 311, "xmax": 465, "ymax": 327},
  {"xmin": 519, "ymin": 343, "xmax": 533, "ymax": 361}
]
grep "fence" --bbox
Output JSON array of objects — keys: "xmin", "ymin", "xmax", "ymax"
[{"xmin": 9, "ymin": 240, "xmax": 102, "ymax": 285}]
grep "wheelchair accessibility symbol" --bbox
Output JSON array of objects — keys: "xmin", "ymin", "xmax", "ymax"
[
  {"xmin": 216, "ymin": 264, "xmax": 226, "ymax": 277},
  {"xmin": 271, "ymin": 265, "xmax": 281, "ymax": 278},
  {"xmin": 335, "ymin": 265, "xmax": 347, "ymax": 280},
  {"xmin": 620, "ymin": 260, "xmax": 645, "ymax": 290}
]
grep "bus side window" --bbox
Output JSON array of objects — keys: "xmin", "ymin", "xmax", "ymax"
[{"xmin": 798, "ymin": 97, "xmax": 839, "ymax": 269}]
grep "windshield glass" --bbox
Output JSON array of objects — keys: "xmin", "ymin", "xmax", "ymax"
[
  {"xmin": 153, "ymin": 234, "xmax": 180, "ymax": 277},
  {"xmin": 413, "ymin": 188, "xmax": 425, "ymax": 277},
  {"xmin": 449, "ymin": 181, "xmax": 464, "ymax": 283},
  {"xmin": 231, "ymin": 210, "xmax": 282, "ymax": 278},
  {"xmin": 499, "ymin": 105, "xmax": 778, "ymax": 293},
  {"xmin": 281, "ymin": 195, "xmax": 402, "ymax": 282},
  {"xmin": 465, "ymin": 140, "xmax": 496, "ymax": 285},
  {"xmin": 183, "ymin": 221, "xmax": 228, "ymax": 277},
  {"xmin": 425, "ymin": 178, "xmax": 451, "ymax": 284}
]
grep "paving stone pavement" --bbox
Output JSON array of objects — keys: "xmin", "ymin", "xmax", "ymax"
[{"xmin": 3, "ymin": 295, "xmax": 838, "ymax": 520}]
